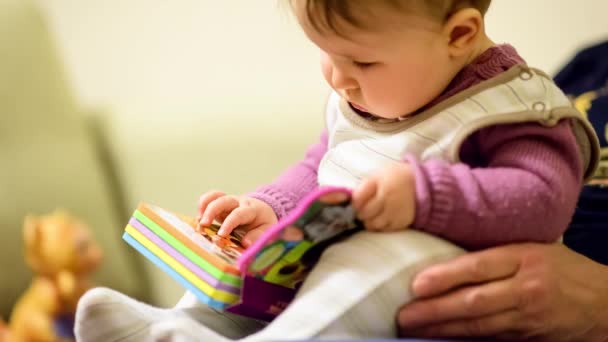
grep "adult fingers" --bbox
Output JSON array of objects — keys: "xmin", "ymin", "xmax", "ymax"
[
  {"xmin": 218, "ymin": 207, "xmax": 255, "ymax": 237},
  {"xmin": 198, "ymin": 191, "xmax": 226, "ymax": 223},
  {"xmin": 402, "ymin": 310, "xmax": 522, "ymax": 339},
  {"xmin": 398, "ymin": 277, "xmax": 519, "ymax": 329},
  {"xmin": 411, "ymin": 245, "xmax": 522, "ymax": 298},
  {"xmin": 201, "ymin": 196, "xmax": 239, "ymax": 227}
]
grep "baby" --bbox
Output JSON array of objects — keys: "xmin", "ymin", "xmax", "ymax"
[
  {"xmin": 199, "ymin": 0, "xmax": 598, "ymax": 249},
  {"xmin": 75, "ymin": 0, "xmax": 600, "ymax": 341}
]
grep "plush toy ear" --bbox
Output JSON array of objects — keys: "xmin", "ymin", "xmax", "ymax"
[
  {"xmin": 23, "ymin": 215, "xmax": 43, "ymax": 269},
  {"xmin": 23, "ymin": 215, "xmax": 41, "ymax": 250}
]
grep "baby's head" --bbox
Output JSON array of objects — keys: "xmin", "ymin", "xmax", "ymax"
[{"xmin": 290, "ymin": 0, "xmax": 492, "ymax": 119}]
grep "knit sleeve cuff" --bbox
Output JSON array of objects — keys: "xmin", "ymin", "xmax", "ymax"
[
  {"xmin": 248, "ymin": 186, "xmax": 300, "ymax": 220},
  {"xmin": 406, "ymin": 156, "xmax": 458, "ymax": 233}
]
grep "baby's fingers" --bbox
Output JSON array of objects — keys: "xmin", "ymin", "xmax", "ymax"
[
  {"xmin": 198, "ymin": 191, "xmax": 226, "ymax": 220},
  {"xmin": 318, "ymin": 192, "xmax": 350, "ymax": 205},
  {"xmin": 353, "ymin": 180, "xmax": 385, "ymax": 222},
  {"xmin": 218, "ymin": 207, "xmax": 256, "ymax": 237},
  {"xmin": 352, "ymin": 179, "xmax": 377, "ymax": 211},
  {"xmin": 201, "ymin": 196, "xmax": 239, "ymax": 226},
  {"xmin": 241, "ymin": 224, "xmax": 275, "ymax": 247}
]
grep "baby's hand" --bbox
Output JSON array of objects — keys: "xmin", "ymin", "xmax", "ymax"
[
  {"xmin": 352, "ymin": 163, "xmax": 416, "ymax": 231},
  {"xmin": 198, "ymin": 191, "xmax": 278, "ymax": 246}
]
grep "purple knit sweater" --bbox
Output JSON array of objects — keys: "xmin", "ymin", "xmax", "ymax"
[{"xmin": 250, "ymin": 45, "xmax": 583, "ymax": 250}]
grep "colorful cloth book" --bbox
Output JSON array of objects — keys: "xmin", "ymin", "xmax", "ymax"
[{"xmin": 122, "ymin": 186, "xmax": 362, "ymax": 320}]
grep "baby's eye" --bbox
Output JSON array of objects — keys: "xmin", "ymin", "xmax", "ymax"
[{"xmin": 353, "ymin": 61, "xmax": 377, "ymax": 69}]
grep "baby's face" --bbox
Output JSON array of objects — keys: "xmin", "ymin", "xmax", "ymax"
[{"xmin": 296, "ymin": 5, "xmax": 461, "ymax": 119}]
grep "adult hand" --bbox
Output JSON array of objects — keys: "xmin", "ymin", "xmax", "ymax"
[{"xmin": 398, "ymin": 243, "xmax": 608, "ymax": 341}]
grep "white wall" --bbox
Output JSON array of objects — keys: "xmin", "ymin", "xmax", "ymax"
[
  {"xmin": 34, "ymin": 0, "xmax": 608, "ymax": 306},
  {"xmin": 38, "ymin": 1, "xmax": 608, "ymax": 123},
  {"xmin": 37, "ymin": 1, "xmax": 328, "ymax": 128},
  {"xmin": 485, "ymin": 1, "xmax": 608, "ymax": 73},
  {"xmin": 37, "ymin": 0, "xmax": 608, "ymax": 139},
  {"xmin": 36, "ymin": 0, "xmax": 331, "ymax": 215}
]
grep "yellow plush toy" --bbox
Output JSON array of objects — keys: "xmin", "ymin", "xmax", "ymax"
[{"xmin": 0, "ymin": 211, "xmax": 103, "ymax": 342}]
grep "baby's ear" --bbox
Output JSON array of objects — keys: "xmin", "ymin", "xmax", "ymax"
[{"xmin": 443, "ymin": 8, "xmax": 484, "ymax": 58}]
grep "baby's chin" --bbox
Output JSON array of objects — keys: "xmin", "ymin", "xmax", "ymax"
[
  {"xmin": 349, "ymin": 102, "xmax": 411, "ymax": 120},
  {"xmin": 374, "ymin": 106, "xmax": 422, "ymax": 119}
]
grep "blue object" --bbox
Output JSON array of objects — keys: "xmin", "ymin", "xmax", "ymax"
[
  {"xmin": 554, "ymin": 40, "xmax": 608, "ymax": 149},
  {"xmin": 555, "ymin": 40, "xmax": 608, "ymax": 265},
  {"xmin": 53, "ymin": 314, "xmax": 75, "ymax": 339},
  {"xmin": 564, "ymin": 185, "xmax": 608, "ymax": 265}
]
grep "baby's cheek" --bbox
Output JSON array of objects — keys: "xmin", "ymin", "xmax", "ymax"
[
  {"xmin": 320, "ymin": 57, "xmax": 333, "ymax": 86},
  {"xmin": 368, "ymin": 88, "xmax": 408, "ymax": 118}
]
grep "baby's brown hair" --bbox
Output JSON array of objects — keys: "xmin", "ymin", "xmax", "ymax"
[{"xmin": 292, "ymin": 0, "xmax": 491, "ymax": 34}]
